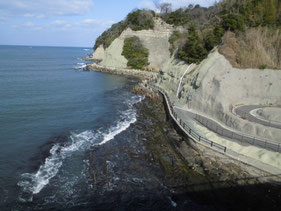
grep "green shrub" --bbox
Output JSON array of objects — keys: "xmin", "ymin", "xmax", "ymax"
[
  {"xmin": 178, "ymin": 23, "xmax": 208, "ymax": 64},
  {"xmin": 219, "ymin": 0, "xmax": 281, "ymax": 27},
  {"xmin": 122, "ymin": 36, "xmax": 149, "ymax": 69},
  {"xmin": 204, "ymin": 33, "xmax": 217, "ymax": 51},
  {"xmin": 94, "ymin": 21, "xmax": 126, "ymax": 50},
  {"xmin": 204, "ymin": 25, "xmax": 225, "ymax": 51},
  {"xmin": 259, "ymin": 64, "xmax": 267, "ymax": 70},
  {"xmin": 126, "ymin": 10, "xmax": 155, "ymax": 31},
  {"xmin": 169, "ymin": 31, "xmax": 181, "ymax": 44},
  {"xmin": 214, "ymin": 24, "xmax": 225, "ymax": 39},
  {"xmin": 94, "ymin": 10, "xmax": 154, "ymax": 50},
  {"xmin": 168, "ymin": 31, "xmax": 182, "ymax": 55},
  {"xmin": 222, "ymin": 13, "xmax": 245, "ymax": 32},
  {"xmin": 166, "ymin": 9, "xmax": 189, "ymax": 26}
]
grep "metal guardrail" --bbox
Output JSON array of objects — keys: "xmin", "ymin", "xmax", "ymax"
[
  {"xmin": 195, "ymin": 114, "xmax": 281, "ymax": 153},
  {"xmin": 150, "ymin": 84, "xmax": 227, "ymax": 153},
  {"xmin": 151, "ymin": 84, "xmax": 281, "ymax": 154}
]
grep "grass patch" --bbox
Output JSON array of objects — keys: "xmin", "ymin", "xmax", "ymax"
[{"xmin": 220, "ymin": 27, "xmax": 281, "ymax": 69}]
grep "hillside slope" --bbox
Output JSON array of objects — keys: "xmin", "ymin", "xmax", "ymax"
[
  {"xmin": 91, "ymin": 18, "xmax": 177, "ymax": 70},
  {"xmin": 157, "ymin": 49, "xmax": 281, "ymax": 142},
  {"xmin": 89, "ymin": 1, "xmax": 281, "ymax": 142}
]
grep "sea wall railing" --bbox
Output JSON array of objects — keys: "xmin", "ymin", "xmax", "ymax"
[
  {"xmin": 195, "ymin": 114, "xmax": 281, "ymax": 153},
  {"xmin": 235, "ymin": 108, "xmax": 281, "ymax": 129},
  {"xmin": 151, "ymin": 84, "xmax": 281, "ymax": 154},
  {"xmin": 150, "ymin": 84, "xmax": 227, "ymax": 153}
]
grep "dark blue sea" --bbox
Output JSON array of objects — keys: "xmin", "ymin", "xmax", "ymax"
[{"xmin": 0, "ymin": 45, "xmax": 141, "ymax": 209}]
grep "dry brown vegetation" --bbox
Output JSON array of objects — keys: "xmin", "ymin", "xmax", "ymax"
[{"xmin": 219, "ymin": 27, "xmax": 281, "ymax": 69}]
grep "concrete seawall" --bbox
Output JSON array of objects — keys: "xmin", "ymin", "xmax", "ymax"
[{"xmin": 152, "ymin": 84, "xmax": 281, "ymax": 177}]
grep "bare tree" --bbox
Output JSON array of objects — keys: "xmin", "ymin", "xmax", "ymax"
[{"xmin": 159, "ymin": 3, "xmax": 172, "ymax": 14}]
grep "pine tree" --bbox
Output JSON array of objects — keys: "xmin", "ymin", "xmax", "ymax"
[{"xmin": 178, "ymin": 23, "xmax": 208, "ymax": 64}]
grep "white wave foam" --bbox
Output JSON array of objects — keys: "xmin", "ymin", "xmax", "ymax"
[
  {"xmin": 83, "ymin": 49, "xmax": 90, "ymax": 51},
  {"xmin": 74, "ymin": 62, "xmax": 87, "ymax": 70},
  {"xmin": 18, "ymin": 95, "xmax": 143, "ymax": 200}
]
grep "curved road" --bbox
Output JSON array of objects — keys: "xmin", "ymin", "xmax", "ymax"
[
  {"xmin": 235, "ymin": 105, "xmax": 281, "ymax": 129},
  {"xmin": 150, "ymin": 84, "xmax": 281, "ymax": 153},
  {"xmin": 173, "ymin": 106, "xmax": 280, "ymax": 152}
]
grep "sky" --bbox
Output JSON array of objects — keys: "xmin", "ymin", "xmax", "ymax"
[{"xmin": 0, "ymin": 0, "xmax": 216, "ymax": 47}]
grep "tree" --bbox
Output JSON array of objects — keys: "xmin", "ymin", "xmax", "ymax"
[
  {"xmin": 214, "ymin": 24, "xmax": 225, "ymax": 39},
  {"xmin": 126, "ymin": 10, "xmax": 155, "ymax": 31},
  {"xmin": 178, "ymin": 23, "xmax": 208, "ymax": 64},
  {"xmin": 222, "ymin": 13, "xmax": 245, "ymax": 31},
  {"xmin": 166, "ymin": 8, "xmax": 189, "ymax": 26},
  {"xmin": 188, "ymin": 4, "xmax": 194, "ymax": 10},
  {"xmin": 264, "ymin": 0, "xmax": 277, "ymax": 25},
  {"xmin": 159, "ymin": 3, "xmax": 172, "ymax": 14}
]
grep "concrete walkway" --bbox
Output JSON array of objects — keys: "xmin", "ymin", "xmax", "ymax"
[
  {"xmin": 161, "ymin": 88, "xmax": 281, "ymax": 153},
  {"xmin": 173, "ymin": 106, "xmax": 281, "ymax": 152},
  {"xmin": 150, "ymin": 84, "xmax": 281, "ymax": 176}
]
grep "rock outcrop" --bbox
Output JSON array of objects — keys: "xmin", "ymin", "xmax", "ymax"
[
  {"xmin": 91, "ymin": 45, "xmax": 104, "ymax": 62},
  {"xmin": 90, "ymin": 18, "xmax": 180, "ymax": 71}
]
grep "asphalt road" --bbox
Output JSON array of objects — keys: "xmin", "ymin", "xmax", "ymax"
[
  {"xmin": 150, "ymin": 84, "xmax": 281, "ymax": 152},
  {"xmin": 235, "ymin": 105, "xmax": 281, "ymax": 129},
  {"xmin": 174, "ymin": 106, "xmax": 260, "ymax": 147}
]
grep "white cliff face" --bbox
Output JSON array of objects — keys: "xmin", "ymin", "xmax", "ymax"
[
  {"xmin": 91, "ymin": 45, "xmax": 104, "ymax": 61},
  {"xmin": 119, "ymin": 18, "xmax": 176, "ymax": 69},
  {"xmin": 100, "ymin": 38, "xmax": 128, "ymax": 69},
  {"xmin": 158, "ymin": 49, "xmax": 281, "ymax": 142},
  {"xmin": 93, "ymin": 18, "xmax": 179, "ymax": 70}
]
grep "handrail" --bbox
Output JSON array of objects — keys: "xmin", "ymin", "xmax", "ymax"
[
  {"xmin": 194, "ymin": 110, "xmax": 281, "ymax": 153},
  {"xmin": 151, "ymin": 83, "xmax": 281, "ymax": 153},
  {"xmin": 150, "ymin": 84, "xmax": 227, "ymax": 153}
]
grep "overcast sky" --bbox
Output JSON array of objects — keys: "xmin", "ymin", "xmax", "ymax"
[{"xmin": 0, "ymin": 0, "xmax": 215, "ymax": 47}]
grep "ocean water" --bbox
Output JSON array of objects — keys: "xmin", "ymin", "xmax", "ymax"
[{"xmin": 0, "ymin": 45, "xmax": 141, "ymax": 209}]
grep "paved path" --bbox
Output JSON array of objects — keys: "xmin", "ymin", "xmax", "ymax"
[
  {"xmin": 150, "ymin": 84, "xmax": 281, "ymax": 175},
  {"xmin": 151, "ymin": 85, "xmax": 281, "ymax": 153},
  {"xmin": 235, "ymin": 105, "xmax": 281, "ymax": 129},
  {"xmin": 173, "ymin": 106, "xmax": 280, "ymax": 151}
]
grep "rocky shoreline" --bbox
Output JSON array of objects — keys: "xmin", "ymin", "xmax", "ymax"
[
  {"xmin": 86, "ymin": 63, "xmax": 158, "ymax": 80},
  {"xmin": 84, "ymin": 77, "xmax": 281, "ymax": 210}
]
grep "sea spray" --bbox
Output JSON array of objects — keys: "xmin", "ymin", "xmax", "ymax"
[{"xmin": 18, "ymin": 95, "xmax": 143, "ymax": 202}]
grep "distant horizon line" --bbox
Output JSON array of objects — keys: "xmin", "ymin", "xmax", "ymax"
[{"xmin": 0, "ymin": 44, "xmax": 93, "ymax": 49}]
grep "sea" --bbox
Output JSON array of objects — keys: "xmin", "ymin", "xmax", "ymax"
[{"xmin": 0, "ymin": 45, "xmax": 142, "ymax": 210}]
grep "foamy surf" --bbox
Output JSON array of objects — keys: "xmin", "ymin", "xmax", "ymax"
[
  {"xmin": 74, "ymin": 62, "xmax": 87, "ymax": 70},
  {"xmin": 18, "ymin": 95, "xmax": 143, "ymax": 202}
]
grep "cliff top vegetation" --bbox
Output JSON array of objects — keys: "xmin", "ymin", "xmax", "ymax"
[
  {"xmin": 94, "ymin": 10, "xmax": 155, "ymax": 50},
  {"xmin": 94, "ymin": 0, "xmax": 281, "ymax": 69}
]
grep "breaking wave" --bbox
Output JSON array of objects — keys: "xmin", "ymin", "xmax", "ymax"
[
  {"xmin": 74, "ymin": 62, "xmax": 87, "ymax": 70},
  {"xmin": 18, "ymin": 95, "xmax": 143, "ymax": 202}
]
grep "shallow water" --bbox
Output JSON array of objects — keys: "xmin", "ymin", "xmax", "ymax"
[{"xmin": 0, "ymin": 45, "xmax": 141, "ymax": 209}]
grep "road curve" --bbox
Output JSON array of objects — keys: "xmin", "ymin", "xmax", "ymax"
[{"xmin": 234, "ymin": 105, "xmax": 281, "ymax": 130}]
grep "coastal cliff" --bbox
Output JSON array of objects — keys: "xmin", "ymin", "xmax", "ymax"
[
  {"xmin": 88, "ymin": 0, "xmax": 281, "ymax": 176},
  {"xmin": 90, "ymin": 18, "xmax": 177, "ymax": 71},
  {"xmin": 157, "ymin": 49, "xmax": 281, "ymax": 142}
]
